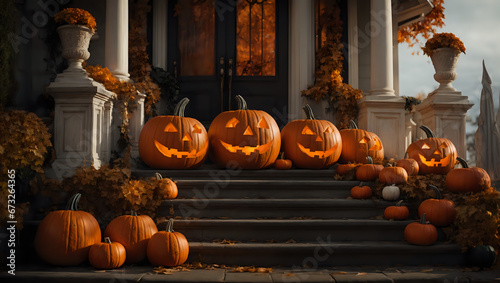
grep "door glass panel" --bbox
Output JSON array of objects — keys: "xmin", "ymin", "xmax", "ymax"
[
  {"xmin": 236, "ymin": 0, "xmax": 276, "ymax": 76},
  {"xmin": 176, "ymin": 0, "xmax": 215, "ymax": 76}
]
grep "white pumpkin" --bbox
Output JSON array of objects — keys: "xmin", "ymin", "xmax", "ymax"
[{"xmin": 382, "ymin": 184, "xmax": 400, "ymax": 201}]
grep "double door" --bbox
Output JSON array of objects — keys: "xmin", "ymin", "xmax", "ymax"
[{"xmin": 167, "ymin": 0, "xmax": 288, "ymax": 126}]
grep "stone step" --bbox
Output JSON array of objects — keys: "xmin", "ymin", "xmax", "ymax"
[
  {"xmin": 174, "ymin": 179, "xmax": 362, "ymax": 199},
  {"xmin": 168, "ymin": 219, "xmax": 411, "ymax": 242},
  {"xmin": 133, "ymin": 166, "xmax": 338, "ymax": 181},
  {"xmin": 161, "ymin": 198, "xmax": 392, "ymax": 219},
  {"xmin": 186, "ymin": 241, "xmax": 465, "ymax": 267}
]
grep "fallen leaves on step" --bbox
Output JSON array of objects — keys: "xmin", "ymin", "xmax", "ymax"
[
  {"xmin": 212, "ymin": 239, "xmax": 240, "ymax": 245},
  {"xmin": 230, "ymin": 266, "xmax": 274, "ymax": 273},
  {"xmin": 356, "ymin": 272, "xmax": 368, "ymax": 276},
  {"xmin": 153, "ymin": 266, "xmax": 178, "ymax": 275}
]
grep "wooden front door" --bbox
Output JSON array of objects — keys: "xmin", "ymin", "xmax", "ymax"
[{"xmin": 167, "ymin": 0, "xmax": 288, "ymax": 126}]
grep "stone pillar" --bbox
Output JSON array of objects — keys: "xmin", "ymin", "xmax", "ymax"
[
  {"xmin": 130, "ymin": 92, "xmax": 146, "ymax": 162},
  {"xmin": 47, "ymin": 78, "xmax": 116, "ymax": 179},
  {"xmin": 105, "ymin": 0, "xmax": 130, "ymax": 81},
  {"xmin": 357, "ymin": 0, "xmax": 406, "ymax": 160},
  {"xmin": 289, "ymin": 0, "xmax": 315, "ymax": 121}
]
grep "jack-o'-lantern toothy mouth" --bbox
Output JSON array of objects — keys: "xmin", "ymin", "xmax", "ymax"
[
  {"xmin": 418, "ymin": 153, "xmax": 452, "ymax": 167},
  {"xmin": 220, "ymin": 140, "xmax": 273, "ymax": 156},
  {"xmin": 297, "ymin": 143, "xmax": 339, "ymax": 159},
  {"xmin": 155, "ymin": 140, "xmax": 208, "ymax": 158}
]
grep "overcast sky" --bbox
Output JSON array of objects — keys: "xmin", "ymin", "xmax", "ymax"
[{"xmin": 398, "ymin": 0, "xmax": 500, "ymax": 134}]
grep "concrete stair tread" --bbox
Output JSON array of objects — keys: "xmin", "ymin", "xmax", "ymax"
[
  {"xmin": 172, "ymin": 218, "xmax": 410, "ymax": 226},
  {"xmin": 164, "ymin": 198, "xmax": 392, "ymax": 206}
]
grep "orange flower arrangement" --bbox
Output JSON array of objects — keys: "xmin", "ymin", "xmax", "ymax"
[
  {"xmin": 422, "ymin": 32, "xmax": 466, "ymax": 56},
  {"xmin": 54, "ymin": 8, "xmax": 97, "ymax": 32}
]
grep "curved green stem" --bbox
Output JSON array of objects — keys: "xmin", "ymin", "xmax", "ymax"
[
  {"xmin": 366, "ymin": 156, "xmax": 373, "ymax": 164},
  {"xmin": 104, "ymin": 237, "xmax": 112, "ymax": 244},
  {"xmin": 420, "ymin": 213, "xmax": 428, "ymax": 224},
  {"xmin": 155, "ymin": 172, "xmax": 163, "ymax": 180},
  {"xmin": 396, "ymin": 200, "xmax": 404, "ymax": 207},
  {"xmin": 419, "ymin": 125, "xmax": 436, "ymax": 138},
  {"xmin": 302, "ymin": 104, "xmax": 316, "ymax": 120},
  {"xmin": 166, "ymin": 218, "xmax": 175, "ymax": 232},
  {"xmin": 427, "ymin": 185, "xmax": 442, "ymax": 200},
  {"xmin": 349, "ymin": 120, "xmax": 358, "ymax": 129},
  {"xmin": 456, "ymin": 157, "xmax": 469, "ymax": 168},
  {"xmin": 235, "ymin": 95, "xmax": 248, "ymax": 110},
  {"xmin": 131, "ymin": 210, "xmax": 138, "ymax": 217},
  {"xmin": 173, "ymin": 97, "xmax": 190, "ymax": 117},
  {"xmin": 65, "ymin": 193, "xmax": 81, "ymax": 211}
]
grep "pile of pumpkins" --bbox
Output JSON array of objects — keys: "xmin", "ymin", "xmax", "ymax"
[
  {"xmin": 34, "ymin": 190, "xmax": 188, "ymax": 269},
  {"xmin": 138, "ymin": 95, "xmax": 385, "ymax": 170},
  {"xmin": 339, "ymin": 124, "xmax": 492, "ymax": 250}
]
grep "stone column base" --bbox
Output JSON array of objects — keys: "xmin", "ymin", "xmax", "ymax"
[
  {"xmin": 415, "ymin": 91, "xmax": 473, "ymax": 158},
  {"xmin": 357, "ymin": 95, "xmax": 407, "ymax": 160}
]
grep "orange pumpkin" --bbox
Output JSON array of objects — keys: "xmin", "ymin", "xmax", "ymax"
[
  {"xmin": 404, "ymin": 213, "xmax": 438, "ymax": 246},
  {"xmin": 336, "ymin": 162, "xmax": 358, "ymax": 176},
  {"xmin": 147, "ymin": 218, "xmax": 189, "ymax": 267},
  {"xmin": 89, "ymin": 237, "xmax": 126, "ymax": 269},
  {"xmin": 418, "ymin": 185, "xmax": 456, "ymax": 227},
  {"xmin": 104, "ymin": 210, "xmax": 158, "ymax": 264},
  {"xmin": 34, "ymin": 193, "xmax": 101, "ymax": 266},
  {"xmin": 339, "ymin": 120, "xmax": 384, "ymax": 164},
  {"xmin": 280, "ymin": 105, "xmax": 342, "ymax": 169},
  {"xmin": 384, "ymin": 200, "xmax": 409, "ymax": 220},
  {"xmin": 396, "ymin": 153, "xmax": 419, "ymax": 176},
  {"xmin": 350, "ymin": 183, "xmax": 372, "ymax": 199},
  {"xmin": 155, "ymin": 172, "xmax": 178, "ymax": 199},
  {"xmin": 355, "ymin": 156, "xmax": 384, "ymax": 181},
  {"xmin": 446, "ymin": 157, "xmax": 491, "ymax": 193},
  {"xmin": 379, "ymin": 165, "xmax": 408, "ymax": 185},
  {"xmin": 407, "ymin": 125, "xmax": 457, "ymax": 175},
  {"xmin": 275, "ymin": 153, "xmax": 293, "ymax": 170},
  {"xmin": 208, "ymin": 95, "xmax": 281, "ymax": 169},
  {"xmin": 138, "ymin": 97, "xmax": 208, "ymax": 169}
]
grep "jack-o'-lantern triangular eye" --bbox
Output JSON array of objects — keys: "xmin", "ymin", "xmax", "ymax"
[
  {"xmin": 226, "ymin": 117, "xmax": 239, "ymax": 128},
  {"xmin": 359, "ymin": 137, "xmax": 369, "ymax": 144},
  {"xmin": 439, "ymin": 143, "xmax": 448, "ymax": 149},
  {"xmin": 258, "ymin": 118, "xmax": 269, "ymax": 129},
  {"xmin": 302, "ymin": 125, "xmax": 315, "ymax": 135},
  {"xmin": 164, "ymin": 123, "xmax": 178, "ymax": 132},
  {"xmin": 193, "ymin": 124, "xmax": 202, "ymax": 134},
  {"xmin": 324, "ymin": 127, "xmax": 332, "ymax": 133},
  {"xmin": 421, "ymin": 143, "xmax": 431, "ymax": 149},
  {"xmin": 369, "ymin": 138, "xmax": 382, "ymax": 150}
]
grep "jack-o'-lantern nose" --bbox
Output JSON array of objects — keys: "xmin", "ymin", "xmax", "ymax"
[
  {"xmin": 433, "ymin": 150, "xmax": 440, "ymax": 155},
  {"xmin": 243, "ymin": 126, "xmax": 253, "ymax": 136},
  {"xmin": 315, "ymin": 136, "xmax": 323, "ymax": 142},
  {"xmin": 182, "ymin": 133, "xmax": 192, "ymax": 142}
]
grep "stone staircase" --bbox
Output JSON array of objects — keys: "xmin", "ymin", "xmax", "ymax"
[{"xmin": 134, "ymin": 165, "xmax": 466, "ymax": 267}]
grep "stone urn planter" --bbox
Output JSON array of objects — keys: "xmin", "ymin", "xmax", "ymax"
[
  {"xmin": 430, "ymin": 47, "xmax": 460, "ymax": 91},
  {"xmin": 57, "ymin": 24, "xmax": 93, "ymax": 73}
]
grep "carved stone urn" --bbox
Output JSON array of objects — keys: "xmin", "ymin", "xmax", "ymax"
[
  {"xmin": 57, "ymin": 25, "xmax": 93, "ymax": 73},
  {"xmin": 430, "ymin": 47, "xmax": 461, "ymax": 91}
]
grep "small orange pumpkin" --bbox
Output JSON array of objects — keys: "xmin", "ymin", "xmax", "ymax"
[
  {"xmin": 404, "ymin": 213, "xmax": 438, "ymax": 246},
  {"xmin": 275, "ymin": 153, "xmax": 293, "ymax": 170},
  {"xmin": 339, "ymin": 120, "xmax": 384, "ymax": 164},
  {"xmin": 396, "ymin": 153, "xmax": 419, "ymax": 176},
  {"xmin": 34, "ymin": 193, "xmax": 101, "ymax": 266},
  {"xmin": 89, "ymin": 237, "xmax": 126, "ymax": 269},
  {"xmin": 139, "ymin": 98, "xmax": 209, "ymax": 169},
  {"xmin": 208, "ymin": 95, "xmax": 281, "ymax": 169},
  {"xmin": 350, "ymin": 183, "xmax": 372, "ymax": 199},
  {"xmin": 446, "ymin": 157, "xmax": 491, "ymax": 193},
  {"xmin": 155, "ymin": 173, "xmax": 178, "ymax": 199},
  {"xmin": 147, "ymin": 218, "xmax": 189, "ymax": 267},
  {"xmin": 104, "ymin": 210, "xmax": 158, "ymax": 264},
  {"xmin": 384, "ymin": 200, "xmax": 409, "ymax": 220},
  {"xmin": 281, "ymin": 105, "xmax": 342, "ymax": 169},
  {"xmin": 335, "ymin": 162, "xmax": 358, "ymax": 176},
  {"xmin": 418, "ymin": 185, "xmax": 456, "ymax": 227},
  {"xmin": 355, "ymin": 156, "xmax": 384, "ymax": 181},
  {"xmin": 407, "ymin": 125, "xmax": 457, "ymax": 175},
  {"xmin": 379, "ymin": 165, "xmax": 408, "ymax": 185}
]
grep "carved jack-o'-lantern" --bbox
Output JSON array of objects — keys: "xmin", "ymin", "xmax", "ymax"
[
  {"xmin": 339, "ymin": 120, "xmax": 384, "ymax": 164},
  {"xmin": 138, "ymin": 98, "xmax": 208, "ymax": 169},
  {"xmin": 281, "ymin": 105, "xmax": 342, "ymax": 169},
  {"xmin": 407, "ymin": 125, "xmax": 457, "ymax": 175},
  {"xmin": 208, "ymin": 95, "xmax": 281, "ymax": 169}
]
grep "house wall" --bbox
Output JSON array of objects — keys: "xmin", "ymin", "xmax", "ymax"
[{"xmin": 356, "ymin": 2, "xmax": 371, "ymax": 94}]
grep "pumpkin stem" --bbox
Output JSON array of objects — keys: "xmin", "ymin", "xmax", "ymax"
[
  {"xmin": 155, "ymin": 172, "xmax": 163, "ymax": 180},
  {"xmin": 302, "ymin": 104, "xmax": 316, "ymax": 120},
  {"xmin": 166, "ymin": 218, "xmax": 175, "ymax": 232},
  {"xmin": 235, "ymin": 95, "xmax": 248, "ymax": 110},
  {"xmin": 104, "ymin": 237, "xmax": 112, "ymax": 244},
  {"xmin": 404, "ymin": 152, "xmax": 409, "ymax": 159},
  {"xmin": 366, "ymin": 156, "xmax": 373, "ymax": 164},
  {"xmin": 420, "ymin": 213, "xmax": 428, "ymax": 224},
  {"xmin": 420, "ymin": 125, "xmax": 436, "ymax": 138},
  {"xmin": 131, "ymin": 210, "xmax": 138, "ymax": 217},
  {"xmin": 66, "ymin": 193, "xmax": 81, "ymax": 211},
  {"xmin": 396, "ymin": 200, "xmax": 404, "ymax": 207},
  {"xmin": 349, "ymin": 120, "xmax": 358, "ymax": 129},
  {"xmin": 427, "ymin": 185, "xmax": 442, "ymax": 200},
  {"xmin": 173, "ymin": 97, "xmax": 190, "ymax": 117},
  {"xmin": 279, "ymin": 152, "xmax": 285, "ymax": 160},
  {"xmin": 456, "ymin": 157, "xmax": 469, "ymax": 168}
]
